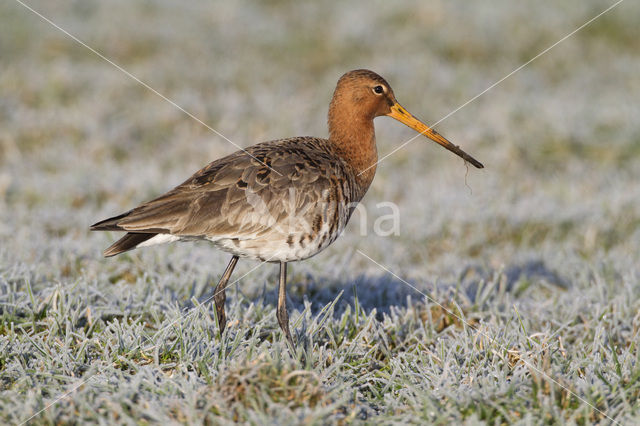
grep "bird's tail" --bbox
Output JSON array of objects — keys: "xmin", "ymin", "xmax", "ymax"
[
  {"xmin": 102, "ymin": 232, "xmax": 157, "ymax": 257},
  {"xmin": 91, "ymin": 212, "xmax": 157, "ymax": 257}
]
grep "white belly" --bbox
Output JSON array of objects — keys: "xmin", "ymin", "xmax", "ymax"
[{"xmin": 208, "ymin": 229, "xmax": 342, "ymax": 262}]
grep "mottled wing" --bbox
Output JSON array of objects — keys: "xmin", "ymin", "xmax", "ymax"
[{"xmin": 96, "ymin": 138, "xmax": 355, "ymax": 242}]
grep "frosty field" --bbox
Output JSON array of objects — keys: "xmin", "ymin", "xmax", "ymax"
[{"xmin": 1, "ymin": 0, "xmax": 639, "ymax": 424}]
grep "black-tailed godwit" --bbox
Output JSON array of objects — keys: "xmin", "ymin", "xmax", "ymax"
[{"xmin": 91, "ymin": 69, "xmax": 483, "ymax": 349}]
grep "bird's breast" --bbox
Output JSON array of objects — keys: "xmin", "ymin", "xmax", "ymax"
[{"xmin": 208, "ymin": 180, "xmax": 357, "ymax": 262}]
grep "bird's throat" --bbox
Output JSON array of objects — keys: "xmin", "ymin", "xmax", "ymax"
[{"xmin": 328, "ymin": 115, "xmax": 378, "ymax": 198}]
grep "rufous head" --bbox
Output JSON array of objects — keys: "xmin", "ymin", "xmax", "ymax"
[
  {"xmin": 330, "ymin": 69, "xmax": 398, "ymax": 120},
  {"xmin": 329, "ymin": 69, "xmax": 483, "ymax": 169}
]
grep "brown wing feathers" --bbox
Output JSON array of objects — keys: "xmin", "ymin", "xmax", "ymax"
[{"xmin": 91, "ymin": 138, "xmax": 350, "ymax": 256}]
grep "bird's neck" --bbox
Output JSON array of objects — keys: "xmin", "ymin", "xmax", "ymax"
[{"xmin": 328, "ymin": 106, "xmax": 378, "ymax": 198}]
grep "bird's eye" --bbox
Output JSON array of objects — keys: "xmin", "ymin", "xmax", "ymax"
[{"xmin": 373, "ymin": 85, "xmax": 384, "ymax": 94}]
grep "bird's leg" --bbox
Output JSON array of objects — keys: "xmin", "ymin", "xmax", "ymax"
[
  {"xmin": 277, "ymin": 261, "xmax": 295, "ymax": 349},
  {"xmin": 213, "ymin": 255, "xmax": 239, "ymax": 334}
]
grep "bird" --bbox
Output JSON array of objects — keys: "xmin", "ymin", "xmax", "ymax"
[{"xmin": 91, "ymin": 69, "xmax": 483, "ymax": 350}]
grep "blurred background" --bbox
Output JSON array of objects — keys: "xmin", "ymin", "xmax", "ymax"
[
  {"xmin": 0, "ymin": 0, "xmax": 639, "ymax": 422},
  {"xmin": 1, "ymin": 0, "xmax": 638, "ymax": 282}
]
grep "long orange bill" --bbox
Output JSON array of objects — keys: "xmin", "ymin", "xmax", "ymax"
[{"xmin": 387, "ymin": 103, "xmax": 484, "ymax": 169}]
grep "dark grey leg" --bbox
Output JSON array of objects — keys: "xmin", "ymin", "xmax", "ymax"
[
  {"xmin": 213, "ymin": 255, "xmax": 239, "ymax": 334},
  {"xmin": 277, "ymin": 261, "xmax": 295, "ymax": 349}
]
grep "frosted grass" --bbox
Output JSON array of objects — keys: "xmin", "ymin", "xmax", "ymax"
[{"xmin": 1, "ymin": 0, "xmax": 639, "ymax": 423}]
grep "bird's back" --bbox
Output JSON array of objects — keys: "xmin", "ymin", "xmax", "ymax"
[{"xmin": 92, "ymin": 137, "xmax": 364, "ymax": 261}]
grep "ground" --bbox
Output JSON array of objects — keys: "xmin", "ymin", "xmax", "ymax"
[{"xmin": 1, "ymin": 0, "xmax": 639, "ymax": 424}]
